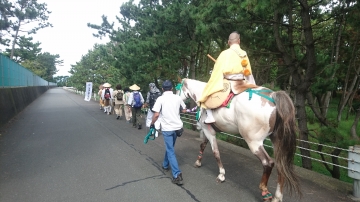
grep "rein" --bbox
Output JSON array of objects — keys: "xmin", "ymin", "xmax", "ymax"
[
  {"xmin": 176, "ymin": 79, "xmax": 201, "ymax": 121},
  {"xmin": 245, "ymin": 88, "xmax": 275, "ymax": 104},
  {"xmin": 144, "ymin": 128, "xmax": 157, "ymax": 144},
  {"xmin": 175, "ymin": 79, "xmax": 186, "ymax": 98}
]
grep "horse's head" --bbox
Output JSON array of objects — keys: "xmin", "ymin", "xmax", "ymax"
[
  {"xmin": 175, "ymin": 78, "xmax": 206, "ymax": 104},
  {"xmin": 175, "ymin": 78, "xmax": 190, "ymax": 101}
]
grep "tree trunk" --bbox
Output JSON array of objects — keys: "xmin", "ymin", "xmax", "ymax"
[
  {"xmin": 296, "ymin": 92, "xmax": 312, "ymax": 169},
  {"xmin": 321, "ymin": 6, "xmax": 346, "ymax": 117},
  {"xmin": 331, "ymin": 149, "xmax": 341, "ymax": 179},
  {"xmin": 319, "ymin": 146, "xmax": 341, "ymax": 179},
  {"xmin": 306, "ymin": 92, "xmax": 328, "ymax": 126},
  {"xmin": 10, "ymin": 21, "xmax": 21, "ymax": 59},
  {"xmin": 337, "ymin": 35, "xmax": 360, "ymax": 121},
  {"xmin": 294, "ymin": 0, "xmax": 319, "ymax": 169},
  {"xmin": 346, "ymin": 83, "xmax": 359, "ymax": 120},
  {"xmin": 273, "ymin": 2, "xmax": 314, "ymax": 168},
  {"xmin": 189, "ymin": 51, "xmax": 196, "ymax": 78}
]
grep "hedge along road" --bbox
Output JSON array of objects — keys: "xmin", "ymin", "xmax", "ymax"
[{"xmin": 0, "ymin": 87, "xmax": 352, "ymax": 202}]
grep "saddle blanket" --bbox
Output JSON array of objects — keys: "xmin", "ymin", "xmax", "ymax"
[{"xmin": 203, "ymin": 79, "xmax": 258, "ymax": 109}]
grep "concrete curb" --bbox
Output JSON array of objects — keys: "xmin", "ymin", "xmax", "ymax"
[{"xmin": 184, "ymin": 128, "xmax": 353, "ymax": 195}]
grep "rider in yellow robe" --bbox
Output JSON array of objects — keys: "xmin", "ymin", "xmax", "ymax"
[{"xmin": 199, "ymin": 31, "xmax": 256, "ymax": 123}]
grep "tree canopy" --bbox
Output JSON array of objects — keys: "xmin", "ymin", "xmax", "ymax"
[{"xmin": 0, "ymin": 0, "xmax": 60, "ymax": 82}]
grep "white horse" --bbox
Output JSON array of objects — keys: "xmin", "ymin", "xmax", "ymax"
[{"xmin": 177, "ymin": 78, "xmax": 301, "ymax": 202}]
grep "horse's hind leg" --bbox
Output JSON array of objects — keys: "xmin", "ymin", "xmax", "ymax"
[
  {"xmin": 250, "ymin": 144, "xmax": 275, "ymax": 201},
  {"xmin": 194, "ymin": 137, "xmax": 208, "ymax": 168}
]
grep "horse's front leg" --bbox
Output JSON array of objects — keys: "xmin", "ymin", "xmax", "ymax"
[
  {"xmin": 202, "ymin": 124, "xmax": 225, "ymax": 183},
  {"xmin": 194, "ymin": 137, "xmax": 208, "ymax": 168},
  {"xmin": 250, "ymin": 144, "xmax": 275, "ymax": 201},
  {"xmin": 210, "ymin": 136, "xmax": 225, "ymax": 183}
]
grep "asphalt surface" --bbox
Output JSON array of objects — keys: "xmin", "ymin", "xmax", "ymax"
[{"xmin": 0, "ymin": 87, "xmax": 354, "ymax": 202}]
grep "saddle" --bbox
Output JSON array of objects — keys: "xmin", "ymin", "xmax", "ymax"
[{"xmin": 203, "ymin": 79, "xmax": 258, "ymax": 109}]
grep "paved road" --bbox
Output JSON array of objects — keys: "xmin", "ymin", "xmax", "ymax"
[{"xmin": 0, "ymin": 88, "xmax": 353, "ymax": 202}]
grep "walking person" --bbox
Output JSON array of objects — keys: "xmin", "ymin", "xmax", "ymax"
[
  {"xmin": 144, "ymin": 83, "xmax": 162, "ymax": 135},
  {"xmin": 127, "ymin": 84, "xmax": 144, "ymax": 129},
  {"xmin": 112, "ymin": 84, "xmax": 125, "ymax": 119},
  {"xmin": 123, "ymin": 87, "xmax": 133, "ymax": 123},
  {"xmin": 102, "ymin": 83, "xmax": 113, "ymax": 115},
  {"xmin": 98, "ymin": 84, "xmax": 104, "ymax": 110},
  {"xmin": 150, "ymin": 80, "xmax": 187, "ymax": 185}
]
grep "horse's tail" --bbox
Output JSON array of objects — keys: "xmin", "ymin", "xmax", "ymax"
[{"xmin": 271, "ymin": 91, "xmax": 301, "ymax": 197}]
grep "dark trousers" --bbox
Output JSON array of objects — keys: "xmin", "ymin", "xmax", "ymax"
[{"xmin": 131, "ymin": 107, "xmax": 142, "ymax": 127}]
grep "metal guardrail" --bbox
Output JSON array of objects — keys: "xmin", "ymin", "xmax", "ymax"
[
  {"xmin": 181, "ymin": 113, "xmax": 359, "ymax": 169},
  {"xmin": 0, "ymin": 54, "xmax": 56, "ymax": 87}
]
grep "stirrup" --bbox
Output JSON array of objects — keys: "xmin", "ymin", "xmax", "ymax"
[
  {"xmin": 204, "ymin": 118, "xmax": 215, "ymax": 124},
  {"xmin": 204, "ymin": 109, "xmax": 215, "ymax": 123}
]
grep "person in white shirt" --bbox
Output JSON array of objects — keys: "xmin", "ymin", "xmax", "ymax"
[{"xmin": 150, "ymin": 80, "xmax": 186, "ymax": 185}]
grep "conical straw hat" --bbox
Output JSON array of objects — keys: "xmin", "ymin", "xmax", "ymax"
[
  {"xmin": 103, "ymin": 83, "xmax": 111, "ymax": 88},
  {"xmin": 129, "ymin": 84, "xmax": 140, "ymax": 91}
]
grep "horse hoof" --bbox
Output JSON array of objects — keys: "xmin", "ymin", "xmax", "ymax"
[
  {"xmin": 262, "ymin": 191, "xmax": 273, "ymax": 202},
  {"xmin": 270, "ymin": 197, "xmax": 281, "ymax": 202},
  {"xmin": 216, "ymin": 176, "xmax": 225, "ymax": 183},
  {"xmin": 194, "ymin": 161, "xmax": 201, "ymax": 168},
  {"xmin": 217, "ymin": 173, "xmax": 225, "ymax": 182}
]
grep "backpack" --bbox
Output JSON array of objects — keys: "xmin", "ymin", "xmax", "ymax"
[
  {"xmin": 149, "ymin": 92, "xmax": 161, "ymax": 112},
  {"xmin": 116, "ymin": 90, "xmax": 124, "ymax": 101},
  {"xmin": 104, "ymin": 89, "xmax": 111, "ymax": 100},
  {"xmin": 133, "ymin": 92, "xmax": 143, "ymax": 108}
]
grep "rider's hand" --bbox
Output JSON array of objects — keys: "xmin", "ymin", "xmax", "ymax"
[{"xmin": 150, "ymin": 124, "xmax": 155, "ymax": 129}]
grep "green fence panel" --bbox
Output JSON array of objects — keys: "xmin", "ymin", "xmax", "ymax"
[{"xmin": 0, "ymin": 54, "xmax": 56, "ymax": 87}]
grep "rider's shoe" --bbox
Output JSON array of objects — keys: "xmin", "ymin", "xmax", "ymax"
[{"xmin": 204, "ymin": 109, "xmax": 215, "ymax": 123}]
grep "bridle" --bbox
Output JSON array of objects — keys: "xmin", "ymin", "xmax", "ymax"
[{"xmin": 175, "ymin": 79, "xmax": 189, "ymax": 99}]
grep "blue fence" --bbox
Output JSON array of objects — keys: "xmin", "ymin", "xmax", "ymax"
[{"xmin": 0, "ymin": 54, "xmax": 56, "ymax": 87}]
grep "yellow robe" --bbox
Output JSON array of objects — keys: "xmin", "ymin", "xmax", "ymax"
[{"xmin": 199, "ymin": 44, "xmax": 253, "ymax": 105}]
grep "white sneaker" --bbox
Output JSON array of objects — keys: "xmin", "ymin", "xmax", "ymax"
[{"xmin": 204, "ymin": 109, "xmax": 215, "ymax": 123}]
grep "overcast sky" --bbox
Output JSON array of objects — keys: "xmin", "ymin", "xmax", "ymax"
[{"xmin": 30, "ymin": 0, "xmax": 126, "ymax": 76}]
